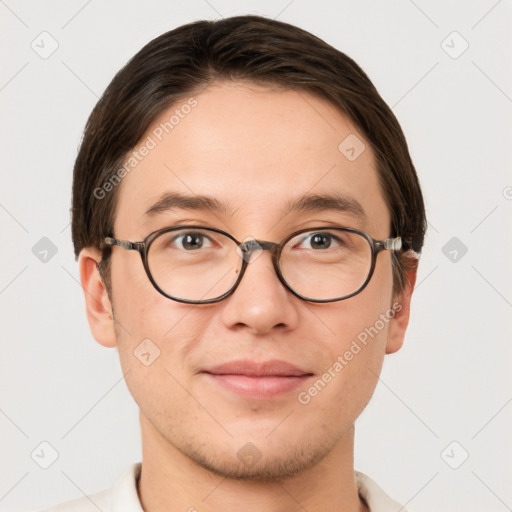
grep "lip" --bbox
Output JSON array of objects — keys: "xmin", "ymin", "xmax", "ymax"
[{"xmin": 201, "ymin": 360, "xmax": 314, "ymax": 399}]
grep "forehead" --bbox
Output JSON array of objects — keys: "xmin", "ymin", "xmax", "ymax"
[{"xmin": 114, "ymin": 81, "xmax": 390, "ymax": 237}]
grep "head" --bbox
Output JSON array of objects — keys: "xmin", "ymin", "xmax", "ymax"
[{"xmin": 74, "ymin": 15, "xmax": 426, "ymax": 481}]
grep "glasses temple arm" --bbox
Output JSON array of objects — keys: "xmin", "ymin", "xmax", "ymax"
[{"xmin": 103, "ymin": 237, "xmax": 140, "ymax": 251}]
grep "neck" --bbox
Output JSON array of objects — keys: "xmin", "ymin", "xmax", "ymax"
[{"xmin": 136, "ymin": 414, "xmax": 369, "ymax": 512}]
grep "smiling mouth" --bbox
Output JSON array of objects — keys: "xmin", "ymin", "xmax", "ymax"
[{"xmin": 201, "ymin": 359, "xmax": 314, "ymax": 399}]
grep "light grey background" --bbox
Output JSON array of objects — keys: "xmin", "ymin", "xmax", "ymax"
[{"xmin": 1, "ymin": 1, "xmax": 511, "ymax": 511}]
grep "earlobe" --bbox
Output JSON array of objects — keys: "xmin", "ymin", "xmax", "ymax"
[
  {"xmin": 385, "ymin": 256, "xmax": 419, "ymax": 354},
  {"xmin": 78, "ymin": 248, "xmax": 117, "ymax": 348}
]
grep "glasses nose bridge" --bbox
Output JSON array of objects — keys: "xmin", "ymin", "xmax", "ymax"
[
  {"xmin": 237, "ymin": 239, "xmax": 280, "ymax": 265},
  {"xmin": 239, "ymin": 238, "xmax": 278, "ymax": 254}
]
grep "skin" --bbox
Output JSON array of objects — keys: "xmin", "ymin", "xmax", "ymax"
[{"xmin": 79, "ymin": 81, "xmax": 417, "ymax": 512}]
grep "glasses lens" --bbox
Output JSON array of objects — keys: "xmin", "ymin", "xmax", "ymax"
[
  {"xmin": 279, "ymin": 229, "xmax": 372, "ymax": 301},
  {"xmin": 147, "ymin": 228, "xmax": 241, "ymax": 302}
]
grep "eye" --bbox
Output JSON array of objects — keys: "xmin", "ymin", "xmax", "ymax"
[
  {"xmin": 171, "ymin": 231, "xmax": 214, "ymax": 250},
  {"xmin": 295, "ymin": 231, "xmax": 344, "ymax": 250}
]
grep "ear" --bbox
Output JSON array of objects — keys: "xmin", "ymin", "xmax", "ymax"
[
  {"xmin": 386, "ymin": 255, "xmax": 418, "ymax": 354},
  {"xmin": 78, "ymin": 248, "xmax": 117, "ymax": 348}
]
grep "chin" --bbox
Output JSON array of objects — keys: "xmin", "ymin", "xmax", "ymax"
[{"xmin": 179, "ymin": 434, "xmax": 336, "ymax": 483}]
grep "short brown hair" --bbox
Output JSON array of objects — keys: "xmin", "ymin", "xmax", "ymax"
[{"xmin": 71, "ymin": 15, "xmax": 426, "ymax": 295}]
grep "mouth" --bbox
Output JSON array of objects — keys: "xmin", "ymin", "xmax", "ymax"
[{"xmin": 201, "ymin": 360, "xmax": 314, "ymax": 399}]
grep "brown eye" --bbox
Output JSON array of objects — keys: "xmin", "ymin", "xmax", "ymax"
[
  {"xmin": 293, "ymin": 231, "xmax": 345, "ymax": 250},
  {"xmin": 164, "ymin": 230, "xmax": 216, "ymax": 251}
]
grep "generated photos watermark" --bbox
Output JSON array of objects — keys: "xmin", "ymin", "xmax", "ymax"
[
  {"xmin": 297, "ymin": 301, "xmax": 402, "ymax": 405},
  {"xmin": 93, "ymin": 97, "xmax": 198, "ymax": 200}
]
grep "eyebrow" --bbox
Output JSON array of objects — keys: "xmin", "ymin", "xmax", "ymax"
[
  {"xmin": 284, "ymin": 193, "xmax": 367, "ymax": 222},
  {"xmin": 144, "ymin": 191, "xmax": 367, "ymax": 222},
  {"xmin": 144, "ymin": 192, "xmax": 231, "ymax": 216}
]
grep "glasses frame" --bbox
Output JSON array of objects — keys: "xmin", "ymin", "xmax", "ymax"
[{"xmin": 102, "ymin": 225, "xmax": 403, "ymax": 304}]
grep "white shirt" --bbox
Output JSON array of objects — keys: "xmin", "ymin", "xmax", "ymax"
[{"xmin": 39, "ymin": 463, "xmax": 407, "ymax": 512}]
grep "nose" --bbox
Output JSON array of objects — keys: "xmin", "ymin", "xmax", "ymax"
[{"xmin": 220, "ymin": 248, "xmax": 299, "ymax": 335}]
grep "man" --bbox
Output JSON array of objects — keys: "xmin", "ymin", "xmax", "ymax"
[{"xmin": 46, "ymin": 14, "xmax": 426, "ymax": 512}]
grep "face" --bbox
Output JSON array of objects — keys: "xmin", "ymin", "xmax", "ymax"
[{"xmin": 81, "ymin": 81, "xmax": 413, "ymax": 481}]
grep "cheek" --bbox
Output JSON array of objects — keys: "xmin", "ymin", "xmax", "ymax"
[
  {"xmin": 371, "ymin": 250, "xmax": 395, "ymax": 301},
  {"xmin": 109, "ymin": 251, "xmax": 213, "ymax": 375},
  {"xmin": 109, "ymin": 251, "xmax": 187, "ymax": 337},
  {"xmin": 301, "ymin": 256, "xmax": 394, "ymax": 411},
  {"xmin": 299, "ymin": 313, "xmax": 389, "ymax": 426},
  {"xmin": 112, "ymin": 299, "xmax": 215, "ymax": 425},
  {"xmin": 318, "ymin": 259, "xmax": 394, "ymax": 358}
]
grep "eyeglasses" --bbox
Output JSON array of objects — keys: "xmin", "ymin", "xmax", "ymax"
[{"xmin": 102, "ymin": 225, "xmax": 403, "ymax": 304}]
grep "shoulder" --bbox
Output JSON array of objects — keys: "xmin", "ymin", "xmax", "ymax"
[
  {"xmin": 355, "ymin": 471, "xmax": 407, "ymax": 512},
  {"xmin": 34, "ymin": 463, "xmax": 142, "ymax": 512},
  {"xmin": 35, "ymin": 489, "xmax": 110, "ymax": 512}
]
